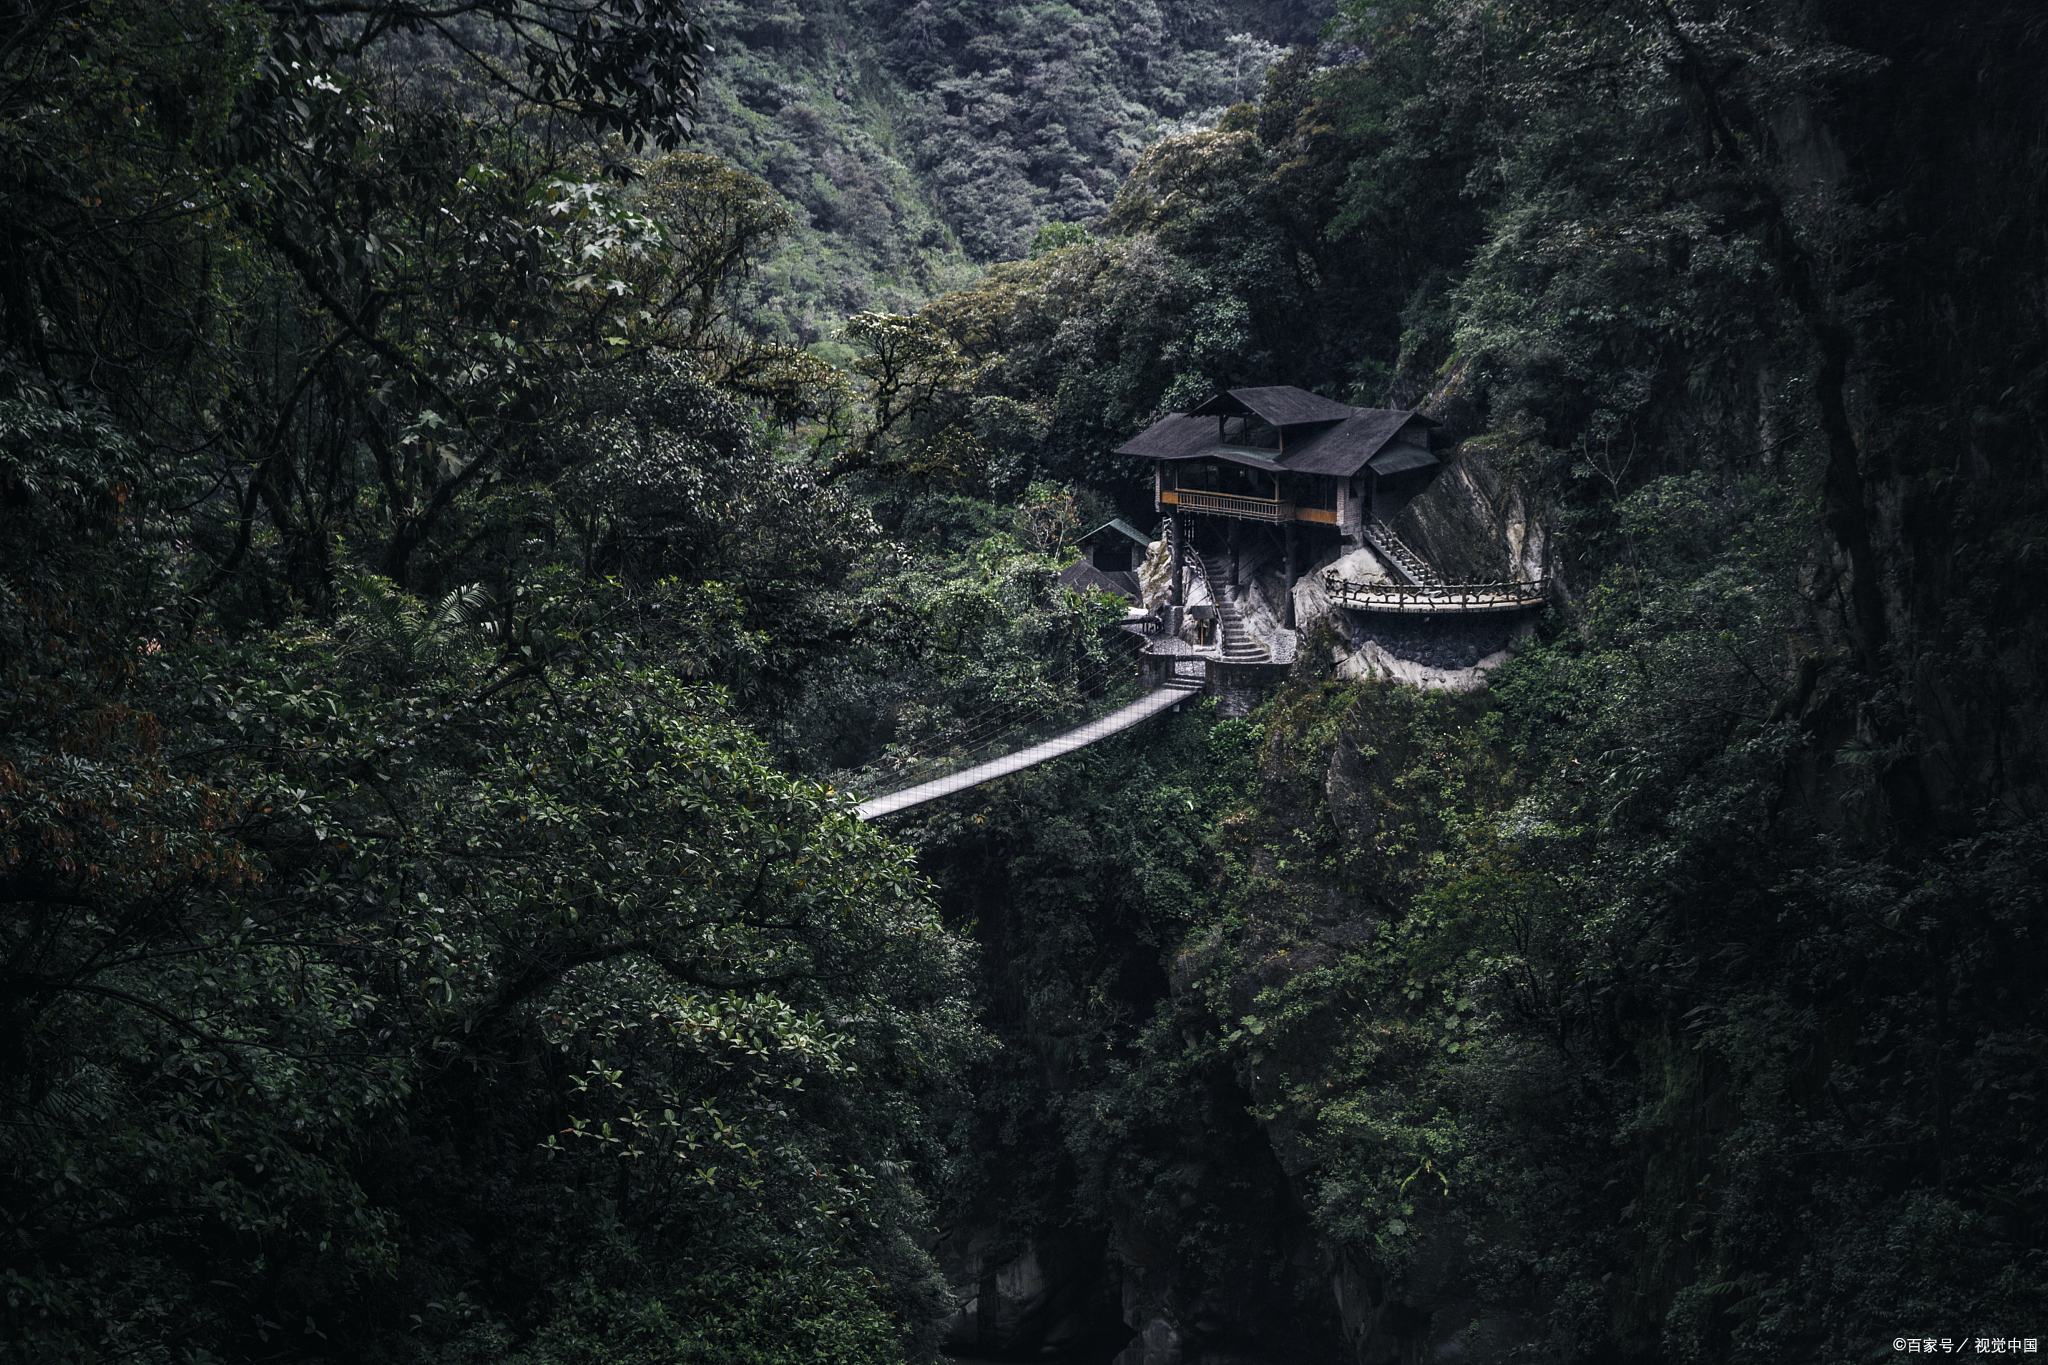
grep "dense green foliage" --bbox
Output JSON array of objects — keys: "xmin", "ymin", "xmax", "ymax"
[
  {"xmin": 6, "ymin": 0, "xmax": 2045, "ymax": 1360},
  {"xmin": 875, "ymin": 0, "xmax": 2048, "ymax": 1360},
  {"xmin": 0, "ymin": 2, "xmax": 1007, "ymax": 1360},
  {"xmin": 685, "ymin": 0, "xmax": 1309, "ymax": 345}
]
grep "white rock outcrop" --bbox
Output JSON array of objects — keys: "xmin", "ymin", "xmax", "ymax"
[
  {"xmin": 1288, "ymin": 549, "xmax": 1376, "ymax": 636},
  {"xmin": 1233, "ymin": 563, "xmax": 1298, "ymax": 664},
  {"xmin": 1293, "ymin": 545, "xmax": 1537, "ymax": 693},
  {"xmin": 1138, "ymin": 539, "xmax": 1172, "ymax": 612},
  {"xmin": 1332, "ymin": 634, "xmax": 1524, "ymax": 693},
  {"xmin": 1137, "ymin": 538, "xmax": 1211, "ymax": 618}
]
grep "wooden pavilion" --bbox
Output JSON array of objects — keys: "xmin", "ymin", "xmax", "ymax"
[{"xmin": 1115, "ymin": 386, "xmax": 1441, "ymax": 623}]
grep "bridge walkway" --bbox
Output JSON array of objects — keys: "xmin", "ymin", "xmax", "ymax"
[{"xmin": 856, "ymin": 677, "xmax": 1204, "ymax": 821}]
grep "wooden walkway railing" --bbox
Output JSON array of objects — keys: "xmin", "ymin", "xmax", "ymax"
[
  {"xmin": 1325, "ymin": 572, "xmax": 1548, "ymax": 614},
  {"xmin": 1163, "ymin": 489, "xmax": 1292, "ymax": 522},
  {"xmin": 1160, "ymin": 489, "xmax": 1339, "ymax": 526}
]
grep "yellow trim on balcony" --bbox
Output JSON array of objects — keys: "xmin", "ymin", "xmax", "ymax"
[{"xmin": 1161, "ymin": 488, "xmax": 1308, "ymax": 523}]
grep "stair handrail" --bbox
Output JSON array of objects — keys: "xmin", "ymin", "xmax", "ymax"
[
  {"xmin": 1202, "ymin": 549, "xmax": 1272, "ymax": 661},
  {"xmin": 1361, "ymin": 516, "xmax": 1442, "ymax": 591},
  {"xmin": 1169, "ymin": 524, "xmax": 1274, "ymax": 659}
]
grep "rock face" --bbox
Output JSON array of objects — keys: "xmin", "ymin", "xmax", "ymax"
[
  {"xmin": 1139, "ymin": 537, "xmax": 1218, "ymax": 624},
  {"xmin": 1286, "ymin": 444, "xmax": 1550, "ymax": 693},
  {"xmin": 932, "ymin": 1224, "xmax": 1129, "ymax": 1360},
  {"xmin": 1328, "ymin": 609, "xmax": 1536, "ymax": 693},
  {"xmin": 1100, "ymin": 1126, "xmax": 1353, "ymax": 1365},
  {"xmin": 931, "ymin": 438, "xmax": 1556, "ymax": 1365},
  {"xmin": 1086, "ymin": 448, "xmax": 1551, "ymax": 1364},
  {"xmin": 1390, "ymin": 435, "xmax": 1548, "ymax": 585},
  {"xmin": 932, "ymin": 1213, "xmax": 1341, "ymax": 1364},
  {"xmin": 1144, "ymin": 703, "xmax": 1549, "ymax": 1365},
  {"xmin": 1220, "ymin": 541, "xmax": 1297, "ymax": 665},
  {"xmin": 1138, "ymin": 537, "xmax": 1173, "ymax": 613}
]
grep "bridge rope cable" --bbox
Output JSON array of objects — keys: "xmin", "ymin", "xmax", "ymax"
[
  {"xmin": 886, "ymin": 668, "xmax": 1107, "ymax": 760},
  {"xmin": 856, "ymin": 682, "xmax": 1196, "ymax": 819},
  {"xmin": 863, "ymin": 710, "xmax": 1091, "ymax": 797}
]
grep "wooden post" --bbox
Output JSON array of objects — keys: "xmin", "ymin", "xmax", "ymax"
[
  {"xmin": 1170, "ymin": 511, "xmax": 1185, "ymax": 607},
  {"xmin": 1283, "ymin": 520, "xmax": 1297, "ymax": 629},
  {"xmin": 1228, "ymin": 517, "xmax": 1240, "ymax": 589}
]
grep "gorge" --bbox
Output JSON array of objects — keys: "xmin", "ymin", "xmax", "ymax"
[{"xmin": 2, "ymin": 1, "xmax": 2044, "ymax": 1363}]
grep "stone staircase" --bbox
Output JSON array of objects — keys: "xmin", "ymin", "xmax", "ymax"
[
  {"xmin": 1362, "ymin": 516, "xmax": 1443, "ymax": 591},
  {"xmin": 1186, "ymin": 544, "xmax": 1269, "ymax": 663}
]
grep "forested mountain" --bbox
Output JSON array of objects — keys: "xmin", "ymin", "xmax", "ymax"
[
  {"xmin": 2, "ymin": 1, "xmax": 2043, "ymax": 1364},
  {"xmin": 685, "ymin": 0, "xmax": 1315, "ymax": 344}
]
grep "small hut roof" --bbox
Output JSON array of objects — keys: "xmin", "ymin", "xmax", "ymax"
[
  {"xmin": 1058, "ymin": 560, "xmax": 1139, "ymax": 600},
  {"xmin": 1078, "ymin": 517, "xmax": 1154, "ymax": 548}
]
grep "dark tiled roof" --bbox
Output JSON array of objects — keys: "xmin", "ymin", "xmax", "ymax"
[
  {"xmin": 1189, "ymin": 386, "xmax": 1355, "ymax": 425},
  {"xmin": 1368, "ymin": 444, "xmax": 1440, "ymax": 476},
  {"xmin": 1279, "ymin": 409, "xmax": 1420, "ymax": 476},
  {"xmin": 1114, "ymin": 413, "xmax": 1213, "ymax": 460},
  {"xmin": 1058, "ymin": 561, "xmax": 1140, "ymax": 599},
  {"xmin": 1116, "ymin": 391, "xmax": 1441, "ymax": 478},
  {"xmin": 1112, "ymin": 417, "xmax": 1292, "ymax": 469}
]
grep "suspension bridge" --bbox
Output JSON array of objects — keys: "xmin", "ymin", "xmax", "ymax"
[
  {"xmin": 851, "ymin": 493, "xmax": 1544, "ymax": 821},
  {"xmin": 855, "ymin": 669, "xmax": 1203, "ymax": 821}
]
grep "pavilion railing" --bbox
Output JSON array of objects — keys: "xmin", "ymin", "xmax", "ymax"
[{"xmin": 1162, "ymin": 489, "xmax": 1293, "ymax": 522}]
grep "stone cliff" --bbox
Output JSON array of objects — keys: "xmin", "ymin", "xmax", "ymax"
[{"xmin": 927, "ymin": 438, "xmax": 1558, "ymax": 1365}]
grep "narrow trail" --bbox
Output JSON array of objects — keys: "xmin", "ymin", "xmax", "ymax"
[{"xmin": 856, "ymin": 678, "xmax": 1203, "ymax": 821}]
